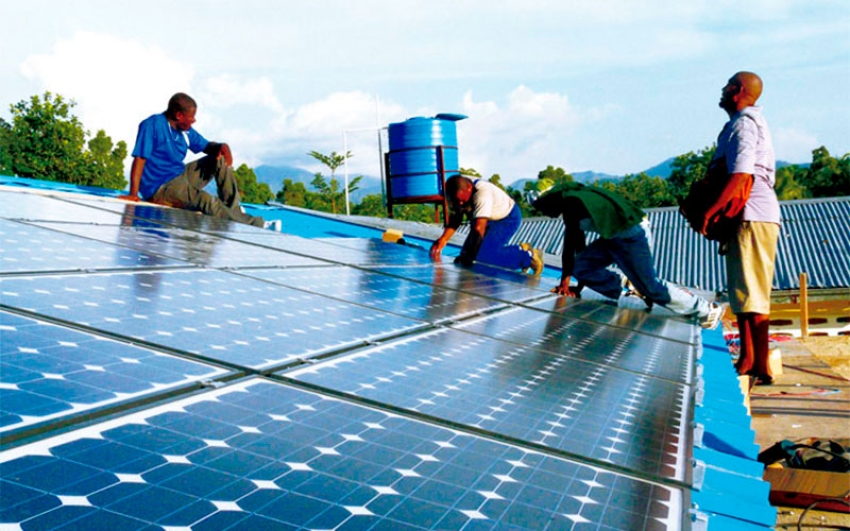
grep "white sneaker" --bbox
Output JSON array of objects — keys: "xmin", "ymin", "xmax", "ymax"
[{"xmin": 700, "ymin": 302, "xmax": 726, "ymax": 330}]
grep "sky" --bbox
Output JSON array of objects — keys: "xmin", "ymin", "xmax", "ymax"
[{"xmin": 2, "ymin": 0, "xmax": 849, "ymax": 188}]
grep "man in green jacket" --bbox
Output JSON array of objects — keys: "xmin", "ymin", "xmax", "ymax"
[{"xmin": 533, "ymin": 182, "xmax": 723, "ymax": 328}]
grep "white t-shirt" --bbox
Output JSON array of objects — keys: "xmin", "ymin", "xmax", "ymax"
[{"xmin": 471, "ymin": 179, "xmax": 515, "ymax": 221}]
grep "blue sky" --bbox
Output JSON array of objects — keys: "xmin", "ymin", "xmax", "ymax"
[{"xmin": 2, "ymin": 0, "xmax": 848, "ymax": 186}]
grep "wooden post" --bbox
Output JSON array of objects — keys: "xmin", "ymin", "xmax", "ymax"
[{"xmin": 800, "ymin": 272, "xmax": 809, "ymax": 338}]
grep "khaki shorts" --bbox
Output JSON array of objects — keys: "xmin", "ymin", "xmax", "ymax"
[{"xmin": 726, "ymin": 221, "xmax": 780, "ymax": 315}]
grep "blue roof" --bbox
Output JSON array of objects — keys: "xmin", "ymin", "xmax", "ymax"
[{"xmin": 0, "ymin": 175, "xmax": 775, "ymax": 530}]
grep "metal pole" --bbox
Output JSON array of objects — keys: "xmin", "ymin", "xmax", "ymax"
[
  {"xmin": 376, "ymin": 94, "xmax": 386, "ymax": 206},
  {"xmin": 343, "ymin": 132, "xmax": 350, "ymax": 216},
  {"xmin": 800, "ymin": 272, "xmax": 809, "ymax": 338}
]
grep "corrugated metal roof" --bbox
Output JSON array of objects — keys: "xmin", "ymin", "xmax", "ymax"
[{"xmin": 462, "ymin": 197, "xmax": 850, "ymax": 293}]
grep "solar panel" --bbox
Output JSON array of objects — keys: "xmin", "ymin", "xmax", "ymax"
[
  {"xmin": 30, "ymin": 222, "xmax": 327, "ymax": 269},
  {"xmin": 0, "ymin": 219, "xmax": 187, "ymax": 273},
  {"xmin": 74, "ymin": 201, "xmax": 265, "ymax": 233},
  {"xmin": 528, "ymin": 296, "xmax": 698, "ymax": 344},
  {"xmin": 211, "ymin": 232, "xmax": 406, "ymax": 266},
  {"xmin": 284, "ymin": 325, "xmax": 693, "ymax": 483},
  {"xmin": 453, "ymin": 306, "xmax": 695, "ymax": 384},
  {"xmin": 0, "ymin": 269, "xmax": 426, "ymax": 371},
  {"xmin": 0, "ymin": 378, "xmax": 685, "ymax": 531},
  {"xmin": 369, "ymin": 264, "xmax": 552, "ymax": 305},
  {"xmin": 244, "ymin": 266, "xmax": 508, "ymax": 324},
  {"xmin": 0, "ymin": 310, "xmax": 229, "ymax": 439},
  {"xmin": 316, "ymin": 237, "xmax": 435, "ymax": 266},
  {"xmin": 0, "ymin": 191, "xmax": 125, "ymax": 224}
]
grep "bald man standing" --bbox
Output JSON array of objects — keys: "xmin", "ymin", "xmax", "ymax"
[{"xmin": 703, "ymin": 71, "xmax": 780, "ymax": 385}]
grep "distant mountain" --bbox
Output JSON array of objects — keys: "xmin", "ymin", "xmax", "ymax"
[
  {"xmin": 572, "ymin": 170, "xmax": 621, "ymax": 183},
  {"xmin": 254, "ymin": 165, "xmax": 315, "ymax": 191},
  {"xmin": 642, "ymin": 158, "xmax": 676, "ymax": 178}
]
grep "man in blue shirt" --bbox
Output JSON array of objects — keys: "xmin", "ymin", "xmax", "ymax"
[{"xmin": 120, "ymin": 93, "xmax": 265, "ymax": 227}]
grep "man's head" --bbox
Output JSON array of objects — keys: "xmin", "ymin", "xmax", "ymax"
[
  {"xmin": 445, "ymin": 175, "xmax": 474, "ymax": 207},
  {"xmin": 719, "ymin": 72, "xmax": 763, "ymax": 115},
  {"xmin": 166, "ymin": 93, "xmax": 197, "ymax": 131}
]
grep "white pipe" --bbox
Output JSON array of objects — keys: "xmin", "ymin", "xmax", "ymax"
[{"xmin": 343, "ymin": 132, "xmax": 350, "ymax": 216}]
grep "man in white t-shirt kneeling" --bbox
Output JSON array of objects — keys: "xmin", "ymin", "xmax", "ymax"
[{"xmin": 429, "ymin": 175, "xmax": 543, "ymax": 275}]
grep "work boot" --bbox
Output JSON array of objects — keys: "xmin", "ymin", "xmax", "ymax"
[{"xmin": 529, "ymin": 248, "xmax": 544, "ymax": 276}]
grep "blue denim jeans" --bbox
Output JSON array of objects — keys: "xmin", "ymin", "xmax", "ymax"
[
  {"xmin": 462, "ymin": 204, "xmax": 531, "ymax": 270},
  {"xmin": 573, "ymin": 223, "xmax": 709, "ymax": 317}
]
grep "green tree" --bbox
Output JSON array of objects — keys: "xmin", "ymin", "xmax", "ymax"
[
  {"xmin": 775, "ymin": 164, "xmax": 809, "ymax": 200},
  {"xmin": 308, "ymin": 150, "xmax": 350, "ymax": 177},
  {"xmin": 0, "ymin": 92, "xmax": 126, "ymax": 189},
  {"xmin": 84, "ymin": 130, "xmax": 128, "ymax": 189},
  {"xmin": 234, "ymin": 164, "xmax": 273, "ymax": 204},
  {"xmin": 596, "ymin": 173, "xmax": 675, "ymax": 208},
  {"xmin": 307, "ymin": 150, "xmax": 362, "ymax": 214},
  {"xmin": 354, "ymin": 194, "xmax": 443, "ymax": 223},
  {"xmin": 488, "ymin": 173, "xmax": 505, "ymax": 190},
  {"xmin": 537, "ymin": 165, "xmax": 573, "ymax": 189},
  {"xmin": 276, "ymin": 178, "xmax": 309, "ymax": 207},
  {"xmin": 392, "ymin": 203, "xmax": 441, "ymax": 223},
  {"xmin": 310, "ymin": 172, "xmax": 362, "ymax": 214},
  {"xmin": 802, "ymin": 146, "xmax": 850, "ymax": 198},
  {"xmin": 351, "ymin": 193, "xmax": 388, "ymax": 218},
  {"xmin": 460, "ymin": 167, "xmax": 481, "ymax": 177},
  {"xmin": 667, "ymin": 146, "xmax": 715, "ymax": 201}
]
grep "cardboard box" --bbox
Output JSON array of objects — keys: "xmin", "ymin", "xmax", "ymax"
[
  {"xmin": 764, "ymin": 467, "xmax": 850, "ymax": 513},
  {"xmin": 769, "ymin": 347, "xmax": 783, "ymax": 377}
]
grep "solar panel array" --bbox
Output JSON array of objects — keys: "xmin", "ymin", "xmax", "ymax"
[{"xmin": 1, "ymin": 190, "xmax": 703, "ymax": 531}]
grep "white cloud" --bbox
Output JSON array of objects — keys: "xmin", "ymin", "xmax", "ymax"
[
  {"xmin": 21, "ymin": 32, "xmax": 193, "ymax": 153},
  {"xmin": 458, "ymin": 86, "xmax": 610, "ymax": 180},
  {"xmin": 773, "ymin": 126, "xmax": 820, "ymax": 163},
  {"xmin": 200, "ymin": 75, "xmax": 284, "ymax": 114},
  {"xmin": 219, "ymin": 91, "xmax": 409, "ymax": 175}
]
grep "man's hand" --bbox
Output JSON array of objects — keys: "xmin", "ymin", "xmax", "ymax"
[
  {"xmin": 219, "ymin": 143, "xmax": 233, "ymax": 167},
  {"xmin": 551, "ymin": 277, "xmax": 578, "ymax": 297},
  {"xmin": 117, "ymin": 194, "xmax": 141, "ymax": 202},
  {"xmin": 430, "ymin": 240, "xmax": 445, "ymax": 261},
  {"xmin": 430, "ymin": 228, "xmax": 456, "ymax": 261}
]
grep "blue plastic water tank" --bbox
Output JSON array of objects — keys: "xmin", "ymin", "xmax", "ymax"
[{"xmin": 387, "ymin": 114, "xmax": 466, "ymax": 199}]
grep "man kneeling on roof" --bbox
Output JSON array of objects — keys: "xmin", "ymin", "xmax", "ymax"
[
  {"xmin": 532, "ymin": 181, "xmax": 724, "ymax": 329},
  {"xmin": 430, "ymin": 175, "xmax": 544, "ymax": 275}
]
